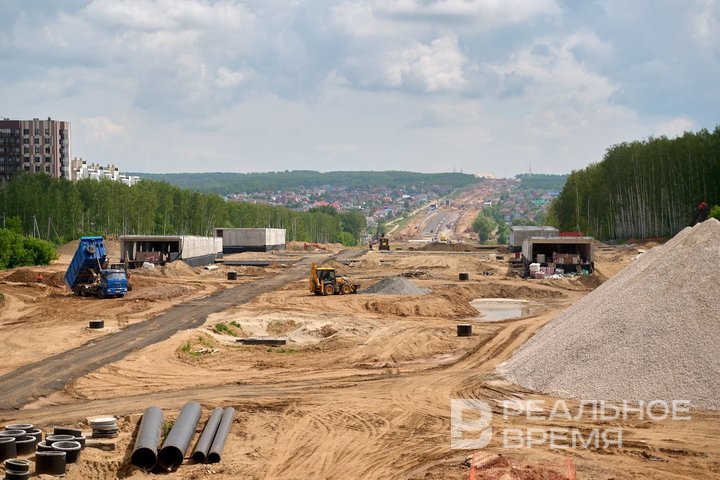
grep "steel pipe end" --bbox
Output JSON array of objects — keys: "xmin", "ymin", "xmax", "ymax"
[
  {"xmin": 131, "ymin": 447, "xmax": 158, "ymax": 471},
  {"xmin": 158, "ymin": 446, "xmax": 184, "ymax": 471}
]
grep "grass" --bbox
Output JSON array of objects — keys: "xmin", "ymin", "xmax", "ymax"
[
  {"xmin": 214, "ymin": 321, "xmax": 243, "ymax": 337},
  {"xmin": 178, "ymin": 334, "xmax": 216, "ymax": 358},
  {"xmin": 162, "ymin": 420, "xmax": 173, "ymax": 438},
  {"xmin": 267, "ymin": 347, "xmax": 297, "ymax": 354}
]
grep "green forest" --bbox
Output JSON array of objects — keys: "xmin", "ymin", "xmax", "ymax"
[
  {"xmin": 516, "ymin": 173, "xmax": 567, "ymax": 191},
  {"xmin": 132, "ymin": 170, "xmax": 479, "ymax": 194},
  {"xmin": 549, "ymin": 127, "xmax": 720, "ymax": 240},
  {"xmin": 0, "ymin": 175, "xmax": 367, "ymax": 247}
]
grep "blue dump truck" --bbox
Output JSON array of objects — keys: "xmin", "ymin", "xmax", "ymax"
[{"xmin": 64, "ymin": 236, "xmax": 128, "ymax": 298}]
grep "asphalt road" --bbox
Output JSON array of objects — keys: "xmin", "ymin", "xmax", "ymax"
[
  {"xmin": 420, "ymin": 210, "xmax": 460, "ymax": 236},
  {"xmin": 0, "ymin": 251, "xmax": 362, "ymax": 410}
]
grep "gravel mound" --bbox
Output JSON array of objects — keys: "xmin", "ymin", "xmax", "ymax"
[
  {"xmin": 363, "ymin": 277, "xmax": 429, "ymax": 295},
  {"xmin": 498, "ymin": 219, "xmax": 720, "ymax": 410},
  {"xmin": 420, "ymin": 242, "xmax": 474, "ymax": 252}
]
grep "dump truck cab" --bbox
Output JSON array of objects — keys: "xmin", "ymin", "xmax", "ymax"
[{"xmin": 309, "ymin": 263, "xmax": 359, "ymax": 295}]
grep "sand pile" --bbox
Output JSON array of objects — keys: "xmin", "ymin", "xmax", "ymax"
[
  {"xmin": 499, "ymin": 219, "xmax": 720, "ymax": 409},
  {"xmin": 363, "ymin": 277, "xmax": 429, "ymax": 295},
  {"xmin": 161, "ymin": 261, "xmax": 199, "ymax": 277},
  {"xmin": 4, "ymin": 269, "xmax": 65, "ymax": 287}
]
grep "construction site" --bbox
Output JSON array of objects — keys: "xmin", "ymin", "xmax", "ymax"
[{"xmin": 0, "ymin": 205, "xmax": 719, "ymax": 479}]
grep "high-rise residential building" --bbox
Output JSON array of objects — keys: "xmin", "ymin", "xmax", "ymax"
[{"xmin": 0, "ymin": 117, "xmax": 72, "ymax": 182}]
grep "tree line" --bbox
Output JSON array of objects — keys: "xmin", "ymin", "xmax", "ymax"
[
  {"xmin": 133, "ymin": 170, "xmax": 479, "ymax": 194},
  {"xmin": 548, "ymin": 127, "xmax": 720, "ymax": 240},
  {"xmin": 0, "ymin": 174, "xmax": 366, "ymax": 246}
]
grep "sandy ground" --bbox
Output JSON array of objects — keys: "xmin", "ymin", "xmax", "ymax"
[{"xmin": 0, "ymin": 240, "xmax": 717, "ymax": 479}]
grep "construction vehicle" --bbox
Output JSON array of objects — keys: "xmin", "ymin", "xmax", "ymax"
[
  {"xmin": 309, "ymin": 263, "xmax": 360, "ymax": 295},
  {"xmin": 690, "ymin": 201, "xmax": 710, "ymax": 226},
  {"xmin": 378, "ymin": 234, "xmax": 390, "ymax": 251},
  {"xmin": 64, "ymin": 236, "xmax": 128, "ymax": 298}
]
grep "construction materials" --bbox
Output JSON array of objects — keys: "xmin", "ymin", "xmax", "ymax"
[
  {"xmin": 457, "ymin": 324, "xmax": 472, "ymax": 337},
  {"xmin": 364, "ymin": 277, "xmax": 429, "ymax": 295},
  {"xmin": 89, "ymin": 417, "xmax": 118, "ymax": 439},
  {"xmin": 51, "ymin": 441, "xmax": 82, "ymax": 463},
  {"xmin": 158, "ymin": 401, "xmax": 202, "ymax": 470},
  {"xmin": 53, "ymin": 427, "xmax": 82, "ymax": 437},
  {"xmin": 14, "ymin": 437, "xmax": 35, "ymax": 456},
  {"xmin": 88, "ymin": 320, "xmax": 105, "ymax": 329},
  {"xmin": 208, "ymin": 407, "xmax": 235, "ymax": 464},
  {"xmin": 25, "ymin": 430, "xmax": 42, "ymax": 444},
  {"xmin": 131, "ymin": 406, "xmax": 164, "ymax": 471},
  {"xmin": 35, "ymin": 451, "xmax": 66, "ymax": 476},
  {"xmin": 64, "ymin": 236, "xmax": 128, "ymax": 298},
  {"xmin": 227, "ymin": 271, "xmax": 237, "ymax": 281},
  {"xmin": 500, "ymin": 219, "xmax": 720, "ymax": 409},
  {"xmin": 3, "ymin": 470, "xmax": 29, "ymax": 480},
  {"xmin": 192, "ymin": 407, "xmax": 224, "ymax": 463},
  {"xmin": 4, "ymin": 459, "xmax": 29, "ymax": 472},
  {"xmin": 0, "ymin": 437, "xmax": 16, "ymax": 461},
  {"xmin": 36, "ymin": 442, "xmax": 53, "ymax": 452},
  {"xmin": 3, "ymin": 425, "xmax": 31, "ymax": 432},
  {"xmin": 309, "ymin": 263, "xmax": 359, "ymax": 295},
  {"xmin": 45, "ymin": 435, "xmax": 74, "ymax": 446},
  {"xmin": 459, "ymin": 272, "xmax": 469, "ymax": 281}
]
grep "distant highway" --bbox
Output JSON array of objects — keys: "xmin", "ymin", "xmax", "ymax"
[{"xmin": 420, "ymin": 210, "xmax": 460, "ymax": 237}]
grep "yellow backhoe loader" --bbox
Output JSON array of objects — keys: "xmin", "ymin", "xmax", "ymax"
[{"xmin": 309, "ymin": 263, "xmax": 360, "ymax": 295}]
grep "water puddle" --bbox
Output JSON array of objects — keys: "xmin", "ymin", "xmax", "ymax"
[{"xmin": 469, "ymin": 298, "xmax": 540, "ymax": 322}]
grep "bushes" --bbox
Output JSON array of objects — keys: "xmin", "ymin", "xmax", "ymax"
[{"xmin": 0, "ymin": 229, "xmax": 57, "ymax": 269}]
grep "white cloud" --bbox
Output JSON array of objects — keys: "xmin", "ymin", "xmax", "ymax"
[
  {"xmin": 654, "ymin": 117, "xmax": 695, "ymax": 138},
  {"xmin": 693, "ymin": 0, "xmax": 720, "ymax": 46},
  {"xmin": 216, "ymin": 66, "xmax": 250, "ymax": 88},
  {"xmin": 333, "ymin": 0, "xmax": 560, "ymax": 37},
  {"xmin": 385, "ymin": 35, "xmax": 467, "ymax": 91},
  {"xmin": 79, "ymin": 116, "xmax": 127, "ymax": 143}
]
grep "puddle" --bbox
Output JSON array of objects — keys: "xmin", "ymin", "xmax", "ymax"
[{"xmin": 469, "ymin": 298, "xmax": 539, "ymax": 322}]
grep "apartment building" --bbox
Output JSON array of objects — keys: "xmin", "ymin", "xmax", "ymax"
[{"xmin": 0, "ymin": 117, "xmax": 72, "ymax": 182}]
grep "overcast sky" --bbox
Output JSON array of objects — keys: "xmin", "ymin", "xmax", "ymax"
[{"xmin": 1, "ymin": 0, "xmax": 718, "ymax": 177}]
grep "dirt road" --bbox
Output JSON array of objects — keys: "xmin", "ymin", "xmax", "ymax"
[{"xmin": 0, "ymin": 254, "xmax": 339, "ymax": 409}]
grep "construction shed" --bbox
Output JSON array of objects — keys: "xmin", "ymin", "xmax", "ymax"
[
  {"xmin": 509, "ymin": 226, "xmax": 560, "ymax": 249},
  {"xmin": 215, "ymin": 228, "xmax": 286, "ymax": 253},
  {"xmin": 119, "ymin": 235, "xmax": 223, "ymax": 267},
  {"xmin": 522, "ymin": 236, "xmax": 594, "ymax": 273}
]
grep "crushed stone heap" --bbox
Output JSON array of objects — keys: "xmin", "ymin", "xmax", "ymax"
[
  {"xmin": 498, "ymin": 219, "xmax": 720, "ymax": 410},
  {"xmin": 363, "ymin": 276, "xmax": 430, "ymax": 295}
]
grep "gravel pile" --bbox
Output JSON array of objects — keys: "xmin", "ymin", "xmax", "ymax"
[
  {"xmin": 363, "ymin": 277, "xmax": 429, "ymax": 295},
  {"xmin": 498, "ymin": 219, "xmax": 720, "ymax": 410}
]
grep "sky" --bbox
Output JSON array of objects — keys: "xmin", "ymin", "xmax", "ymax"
[{"xmin": 1, "ymin": 0, "xmax": 718, "ymax": 177}]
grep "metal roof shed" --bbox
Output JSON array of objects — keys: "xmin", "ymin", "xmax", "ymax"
[{"xmin": 119, "ymin": 235, "xmax": 223, "ymax": 267}]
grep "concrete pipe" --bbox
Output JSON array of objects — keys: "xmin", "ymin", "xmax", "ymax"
[
  {"xmin": 0, "ymin": 437, "xmax": 17, "ymax": 461},
  {"xmin": 45, "ymin": 434, "xmax": 74, "ymax": 446},
  {"xmin": 457, "ymin": 324, "xmax": 472, "ymax": 337},
  {"xmin": 191, "ymin": 407, "xmax": 223, "ymax": 463},
  {"xmin": 53, "ymin": 426, "xmax": 82, "ymax": 437},
  {"xmin": 4, "ymin": 470, "xmax": 30, "ymax": 480},
  {"xmin": 51, "ymin": 441, "xmax": 82, "ymax": 463},
  {"xmin": 36, "ymin": 441, "xmax": 54, "ymax": 452},
  {"xmin": 88, "ymin": 319, "xmax": 105, "ymax": 329},
  {"xmin": 4, "ymin": 425, "xmax": 32, "ymax": 432},
  {"xmin": 0, "ymin": 430, "xmax": 26, "ymax": 440},
  {"xmin": 73, "ymin": 435, "xmax": 87, "ymax": 448},
  {"xmin": 15, "ymin": 437, "xmax": 35, "ymax": 456},
  {"xmin": 35, "ymin": 451, "xmax": 66, "ymax": 476},
  {"xmin": 4, "ymin": 459, "xmax": 30, "ymax": 472},
  {"xmin": 227, "ymin": 271, "xmax": 238, "ymax": 281},
  {"xmin": 458, "ymin": 272, "xmax": 469, "ymax": 281},
  {"xmin": 25, "ymin": 429, "xmax": 42, "ymax": 444},
  {"xmin": 158, "ymin": 401, "xmax": 202, "ymax": 471},
  {"xmin": 130, "ymin": 406, "xmax": 164, "ymax": 471},
  {"xmin": 208, "ymin": 407, "xmax": 235, "ymax": 464}
]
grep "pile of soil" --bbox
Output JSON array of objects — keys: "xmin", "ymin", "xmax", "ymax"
[
  {"xmin": 363, "ymin": 277, "xmax": 429, "ymax": 295},
  {"xmin": 5, "ymin": 269, "xmax": 65, "ymax": 288},
  {"xmin": 499, "ymin": 219, "xmax": 720, "ymax": 409},
  {"xmin": 161, "ymin": 261, "xmax": 199, "ymax": 277},
  {"xmin": 420, "ymin": 242, "xmax": 475, "ymax": 252}
]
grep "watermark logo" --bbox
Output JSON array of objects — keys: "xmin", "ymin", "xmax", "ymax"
[
  {"xmin": 451, "ymin": 398, "xmax": 691, "ymax": 450},
  {"xmin": 450, "ymin": 399, "xmax": 493, "ymax": 449}
]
